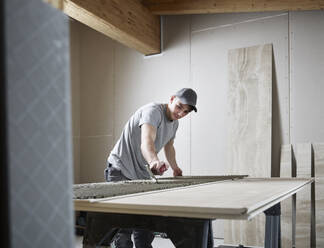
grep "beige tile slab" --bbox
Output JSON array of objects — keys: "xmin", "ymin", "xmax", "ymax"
[
  {"xmin": 225, "ymin": 44, "xmax": 272, "ymax": 247},
  {"xmin": 280, "ymin": 144, "xmax": 293, "ymax": 248},
  {"xmin": 314, "ymin": 143, "xmax": 324, "ymax": 247},
  {"xmin": 226, "ymin": 43, "xmax": 272, "ymax": 177},
  {"xmin": 294, "ymin": 143, "xmax": 312, "ymax": 248},
  {"xmin": 75, "ymin": 178, "xmax": 312, "ymax": 220},
  {"xmin": 224, "ymin": 216, "xmax": 265, "ymax": 246},
  {"xmin": 280, "ymin": 145, "xmax": 293, "ymax": 177}
]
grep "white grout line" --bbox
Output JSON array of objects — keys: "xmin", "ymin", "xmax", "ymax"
[
  {"xmin": 288, "ymin": 12, "xmax": 292, "ymax": 144},
  {"xmin": 192, "ymin": 13, "xmax": 288, "ymax": 34}
]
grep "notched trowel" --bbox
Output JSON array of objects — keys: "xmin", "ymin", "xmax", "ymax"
[
  {"xmin": 146, "ymin": 163, "xmax": 168, "ymax": 183},
  {"xmin": 146, "ymin": 164, "xmax": 159, "ymax": 183}
]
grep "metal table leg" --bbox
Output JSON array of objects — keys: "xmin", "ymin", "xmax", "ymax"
[
  {"xmin": 217, "ymin": 203, "xmax": 281, "ymax": 248},
  {"xmin": 264, "ymin": 203, "xmax": 281, "ymax": 248}
]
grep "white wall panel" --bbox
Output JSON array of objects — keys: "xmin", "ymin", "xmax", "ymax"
[
  {"xmin": 79, "ymin": 24, "xmax": 115, "ymax": 137},
  {"xmin": 290, "ymin": 11, "xmax": 324, "ymax": 143},
  {"xmin": 78, "ymin": 23, "xmax": 115, "ymax": 183}
]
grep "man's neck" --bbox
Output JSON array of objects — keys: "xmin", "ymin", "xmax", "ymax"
[{"xmin": 165, "ymin": 104, "xmax": 173, "ymax": 121}]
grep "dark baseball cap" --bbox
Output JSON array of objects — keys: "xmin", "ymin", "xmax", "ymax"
[{"xmin": 175, "ymin": 88, "xmax": 197, "ymax": 112}]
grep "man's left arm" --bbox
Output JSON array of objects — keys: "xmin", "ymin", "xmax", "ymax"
[{"xmin": 164, "ymin": 139, "xmax": 182, "ymax": 176}]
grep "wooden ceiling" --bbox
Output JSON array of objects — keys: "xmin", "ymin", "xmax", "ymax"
[
  {"xmin": 45, "ymin": 0, "xmax": 324, "ymax": 55},
  {"xmin": 141, "ymin": 0, "xmax": 324, "ymax": 14}
]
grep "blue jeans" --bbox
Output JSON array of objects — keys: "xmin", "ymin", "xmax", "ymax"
[{"xmin": 105, "ymin": 163, "xmax": 154, "ymax": 248}]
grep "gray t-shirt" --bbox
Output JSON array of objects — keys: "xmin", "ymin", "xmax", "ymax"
[{"xmin": 108, "ymin": 103, "xmax": 179, "ymax": 179}]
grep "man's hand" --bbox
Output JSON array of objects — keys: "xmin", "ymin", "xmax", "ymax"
[
  {"xmin": 150, "ymin": 161, "xmax": 168, "ymax": 175},
  {"xmin": 173, "ymin": 166, "xmax": 182, "ymax": 176},
  {"xmin": 164, "ymin": 139, "xmax": 182, "ymax": 177}
]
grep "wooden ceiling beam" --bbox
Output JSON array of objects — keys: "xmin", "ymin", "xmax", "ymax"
[
  {"xmin": 141, "ymin": 0, "xmax": 324, "ymax": 15},
  {"xmin": 44, "ymin": 0, "xmax": 161, "ymax": 55}
]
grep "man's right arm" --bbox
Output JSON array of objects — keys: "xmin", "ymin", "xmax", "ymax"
[{"xmin": 141, "ymin": 123, "xmax": 166, "ymax": 175}]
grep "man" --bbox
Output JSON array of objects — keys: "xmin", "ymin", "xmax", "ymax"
[{"xmin": 105, "ymin": 88, "xmax": 197, "ymax": 248}]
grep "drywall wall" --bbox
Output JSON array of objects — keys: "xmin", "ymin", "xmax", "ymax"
[
  {"xmin": 113, "ymin": 16, "xmax": 192, "ymax": 176},
  {"xmin": 290, "ymin": 11, "xmax": 324, "ymax": 143},
  {"xmin": 70, "ymin": 20, "xmax": 81, "ymax": 184},
  {"xmin": 70, "ymin": 16, "xmax": 193, "ymax": 182},
  {"xmin": 70, "ymin": 10, "xmax": 324, "ymax": 238},
  {"xmin": 70, "ymin": 21, "xmax": 115, "ymax": 183},
  {"xmin": 191, "ymin": 12, "xmax": 289, "ymax": 179}
]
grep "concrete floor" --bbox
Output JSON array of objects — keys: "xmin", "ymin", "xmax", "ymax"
[{"xmin": 75, "ymin": 235, "xmax": 224, "ymax": 247}]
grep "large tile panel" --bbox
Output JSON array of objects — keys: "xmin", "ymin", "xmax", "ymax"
[
  {"xmin": 225, "ymin": 44, "xmax": 272, "ymax": 246},
  {"xmin": 314, "ymin": 143, "xmax": 324, "ymax": 247},
  {"xmin": 280, "ymin": 144, "xmax": 294, "ymax": 248}
]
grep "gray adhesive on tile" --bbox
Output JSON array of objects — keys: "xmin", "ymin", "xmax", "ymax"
[
  {"xmin": 74, "ymin": 180, "xmax": 193, "ymax": 199},
  {"xmin": 73, "ymin": 175, "xmax": 247, "ymax": 199}
]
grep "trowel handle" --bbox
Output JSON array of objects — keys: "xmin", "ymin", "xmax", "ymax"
[{"xmin": 159, "ymin": 164, "xmax": 167, "ymax": 173}]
